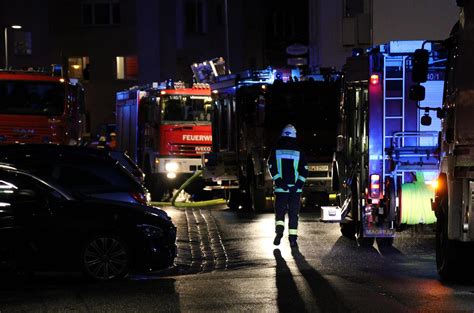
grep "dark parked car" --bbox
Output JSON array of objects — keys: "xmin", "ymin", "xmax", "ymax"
[
  {"xmin": 109, "ymin": 150, "xmax": 145, "ymax": 184},
  {"xmin": 0, "ymin": 144, "xmax": 150, "ymax": 204},
  {"xmin": 0, "ymin": 165, "xmax": 176, "ymax": 281}
]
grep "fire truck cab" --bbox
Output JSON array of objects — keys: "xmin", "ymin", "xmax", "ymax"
[
  {"xmin": 0, "ymin": 68, "xmax": 85, "ymax": 145},
  {"xmin": 116, "ymin": 81, "xmax": 212, "ymax": 200},
  {"xmin": 330, "ymin": 41, "xmax": 446, "ymax": 246},
  {"xmin": 203, "ymin": 68, "xmax": 342, "ymax": 211}
]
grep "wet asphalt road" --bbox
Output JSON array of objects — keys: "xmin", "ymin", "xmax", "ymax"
[{"xmin": 1, "ymin": 204, "xmax": 474, "ymax": 312}]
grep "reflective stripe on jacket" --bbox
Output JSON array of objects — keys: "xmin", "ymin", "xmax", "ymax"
[{"xmin": 267, "ymin": 137, "xmax": 308, "ymax": 193}]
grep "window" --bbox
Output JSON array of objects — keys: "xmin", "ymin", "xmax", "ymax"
[
  {"xmin": 116, "ymin": 55, "xmax": 138, "ymax": 80},
  {"xmin": 82, "ymin": 0, "xmax": 120, "ymax": 26},
  {"xmin": 13, "ymin": 31, "xmax": 32, "ymax": 56},
  {"xmin": 0, "ymin": 81, "xmax": 65, "ymax": 116},
  {"xmin": 185, "ymin": 0, "xmax": 205, "ymax": 34},
  {"xmin": 0, "ymin": 172, "xmax": 58, "ymax": 206},
  {"xmin": 161, "ymin": 95, "xmax": 212, "ymax": 122},
  {"xmin": 68, "ymin": 56, "xmax": 90, "ymax": 80}
]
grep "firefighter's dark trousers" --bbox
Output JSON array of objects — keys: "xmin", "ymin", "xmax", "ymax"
[{"xmin": 274, "ymin": 192, "xmax": 301, "ymax": 238}]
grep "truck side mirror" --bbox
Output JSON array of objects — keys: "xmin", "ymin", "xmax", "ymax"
[
  {"xmin": 409, "ymin": 84, "xmax": 425, "ymax": 101},
  {"xmin": 412, "ymin": 49, "xmax": 430, "ymax": 83},
  {"xmin": 436, "ymin": 108, "xmax": 445, "ymax": 119}
]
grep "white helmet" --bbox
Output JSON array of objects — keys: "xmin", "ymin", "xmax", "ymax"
[{"xmin": 281, "ymin": 124, "xmax": 297, "ymax": 138}]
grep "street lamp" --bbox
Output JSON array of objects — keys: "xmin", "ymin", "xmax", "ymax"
[{"xmin": 4, "ymin": 24, "xmax": 22, "ymax": 69}]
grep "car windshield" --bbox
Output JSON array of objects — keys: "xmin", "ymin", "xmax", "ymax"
[
  {"xmin": 0, "ymin": 80, "xmax": 65, "ymax": 116},
  {"xmin": 161, "ymin": 95, "xmax": 212, "ymax": 123}
]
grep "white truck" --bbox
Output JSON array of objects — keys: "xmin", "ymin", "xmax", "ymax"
[{"xmin": 411, "ymin": 0, "xmax": 474, "ymax": 280}]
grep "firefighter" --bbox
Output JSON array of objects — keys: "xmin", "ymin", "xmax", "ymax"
[
  {"xmin": 109, "ymin": 132, "xmax": 117, "ymax": 150},
  {"xmin": 97, "ymin": 135, "xmax": 107, "ymax": 149},
  {"xmin": 267, "ymin": 124, "xmax": 308, "ymax": 248}
]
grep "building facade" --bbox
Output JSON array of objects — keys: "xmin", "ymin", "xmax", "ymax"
[
  {"xmin": 309, "ymin": 0, "xmax": 460, "ymax": 70},
  {"xmin": 0, "ymin": 0, "xmax": 460, "ymax": 135}
]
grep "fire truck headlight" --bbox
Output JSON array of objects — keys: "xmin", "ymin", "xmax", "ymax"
[
  {"xmin": 167, "ymin": 172, "xmax": 177, "ymax": 179},
  {"xmin": 165, "ymin": 162, "xmax": 179, "ymax": 172}
]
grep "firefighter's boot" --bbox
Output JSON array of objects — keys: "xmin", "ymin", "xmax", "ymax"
[
  {"xmin": 289, "ymin": 235, "xmax": 298, "ymax": 248},
  {"xmin": 274, "ymin": 223, "xmax": 284, "ymax": 246},
  {"xmin": 273, "ymin": 233, "xmax": 283, "ymax": 246}
]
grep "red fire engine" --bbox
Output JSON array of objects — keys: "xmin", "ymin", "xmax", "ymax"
[
  {"xmin": 0, "ymin": 69, "xmax": 85, "ymax": 144},
  {"xmin": 326, "ymin": 40, "xmax": 446, "ymax": 247},
  {"xmin": 116, "ymin": 81, "xmax": 212, "ymax": 200}
]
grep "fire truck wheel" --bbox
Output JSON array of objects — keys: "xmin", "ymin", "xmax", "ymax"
[
  {"xmin": 340, "ymin": 222, "xmax": 356, "ymax": 239},
  {"xmin": 250, "ymin": 175, "xmax": 266, "ymax": 213},
  {"xmin": 332, "ymin": 159, "xmax": 340, "ymax": 192},
  {"xmin": 436, "ymin": 200, "xmax": 462, "ymax": 281},
  {"xmin": 340, "ymin": 178, "xmax": 359, "ymax": 239},
  {"xmin": 385, "ymin": 177, "xmax": 397, "ymax": 222},
  {"xmin": 143, "ymin": 159, "xmax": 165, "ymax": 201},
  {"xmin": 376, "ymin": 237, "xmax": 394, "ymax": 247},
  {"xmin": 227, "ymin": 190, "xmax": 241, "ymax": 210},
  {"xmin": 146, "ymin": 174, "xmax": 165, "ymax": 202},
  {"xmin": 185, "ymin": 179, "xmax": 211, "ymax": 201},
  {"xmin": 357, "ymin": 235, "xmax": 374, "ymax": 247},
  {"xmin": 349, "ymin": 177, "xmax": 359, "ymax": 223}
]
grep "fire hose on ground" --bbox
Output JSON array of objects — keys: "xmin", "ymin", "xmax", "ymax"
[{"xmin": 150, "ymin": 169, "xmax": 227, "ymax": 207}]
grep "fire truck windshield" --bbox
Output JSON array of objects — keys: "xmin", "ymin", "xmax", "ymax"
[
  {"xmin": 161, "ymin": 95, "xmax": 212, "ymax": 123},
  {"xmin": 0, "ymin": 80, "xmax": 65, "ymax": 116}
]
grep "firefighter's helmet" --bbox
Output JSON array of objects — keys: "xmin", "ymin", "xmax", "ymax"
[{"xmin": 281, "ymin": 124, "xmax": 297, "ymax": 138}]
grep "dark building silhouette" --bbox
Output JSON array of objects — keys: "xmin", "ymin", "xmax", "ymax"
[
  {"xmin": 1, "ymin": 0, "xmax": 309, "ymax": 134},
  {"xmin": 0, "ymin": 0, "xmax": 456, "ymax": 134}
]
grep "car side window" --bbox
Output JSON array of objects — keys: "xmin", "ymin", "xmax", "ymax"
[
  {"xmin": 0, "ymin": 179, "xmax": 17, "ymax": 204},
  {"xmin": 0, "ymin": 173, "xmax": 48, "ymax": 207},
  {"xmin": 53, "ymin": 165, "xmax": 109, "ymax": 187},
  {"xmin": 54, "ymin": 159, "xmax": 140, "ymax": 191}
]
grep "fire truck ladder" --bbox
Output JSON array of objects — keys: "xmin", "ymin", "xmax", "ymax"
[{"xmin": 382, "ymin": 55, "xmax": 407, "ymax": 188}]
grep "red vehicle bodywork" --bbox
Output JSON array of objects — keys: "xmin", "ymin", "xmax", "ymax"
[
  {"xmin": 0, "ymin": 71, "xmax": 84, "ymax": 145},
  {"xmin": 116, "ymin": 84, "xmax": 212, "ymax": 198},
  {"xmin": 160, "ymin": 124, "xmax": 212, "ymax": 157}
]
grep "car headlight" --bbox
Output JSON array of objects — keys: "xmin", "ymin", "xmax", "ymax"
[
  {"xmin": 165, "ymin": 162, "xmax": 179, "ymax": 172},
  {"xmin": 146, "ymin": 208, "xmax": 171, "ymax": 220},
  {"xmin": 137, "ymin": 224, "xmax": 164, "ymax": 238}
]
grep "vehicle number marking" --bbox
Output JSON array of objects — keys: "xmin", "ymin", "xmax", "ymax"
[{"xmin": 309, "ymin": 165, "xmax": 328, "ymax": 171}]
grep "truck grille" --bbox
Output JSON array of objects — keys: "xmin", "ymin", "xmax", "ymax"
[
  {"xmin": 308, "ymin": 171, "xmax": 330, "ymax": 178},
  {"xmin": 168, "ymin": 143, "xmax": 211, "ymax": 156},
  {"xmin": 307, "ymin": 164, "xmax": 331, "ymax": 178}
]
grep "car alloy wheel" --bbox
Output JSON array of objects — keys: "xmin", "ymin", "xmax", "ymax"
[{"xmin": 82, "ymin": 236, "xmax": 130, "ymax": 281}]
